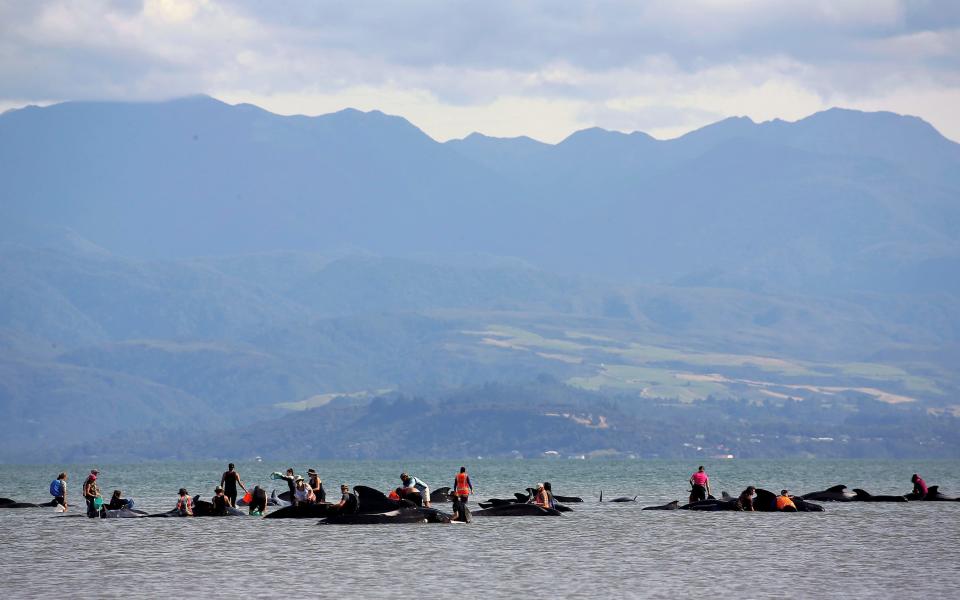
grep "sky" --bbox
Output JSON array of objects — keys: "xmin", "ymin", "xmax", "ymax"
[{"xmin": 1, "ymin": 0, "xmax": 959, "ymax": 143}]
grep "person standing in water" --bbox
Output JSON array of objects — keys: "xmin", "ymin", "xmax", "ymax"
[
  {"xmin": 689, "ymin": 466, "xmax": 711, "ymax": 503},
  {"xmin": 453, "ymin": 466, "xmax": 473, "ymax": 505},
  {"xmin": 220, "ymin": 463, "xmax": 247, "ymax": 507},
  {"xmin": 307, "ymin": 469, "xmax": 325, "ymax": 503},
  {"xmin": 273, "ymin": 468, "xmax": 299, "ymax": 507},
  {"xmin": 82, "ymin": 469, "xmax": 102, "ymax": 518},
  {"xmin": 50, "ymin": 472, "xmax": 68, "ymax": 511}
]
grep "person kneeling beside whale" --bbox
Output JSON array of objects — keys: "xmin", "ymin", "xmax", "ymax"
[
  {"xmin": 332, "ymin": 484, "xmax": 359, "ymax": 514},
  {"xmin": 776, "ymin": 490, "xmax": 797, "ymax": 512}
]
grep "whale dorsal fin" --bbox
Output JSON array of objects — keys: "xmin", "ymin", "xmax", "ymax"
[
  {"xmin": 928, "ymin": 486, "xmax": 939, "ymax": 495},
  {"xmin": 721, "ymin": 491, "xmax": 733, "ymax": 501},
  {"xmin": 826, "ymin": 485, "xmax": 847, "ymax": 493},
  {"xmin": 852, "ymin": 488, "xmax": 870, "ymax": 497},
  {"xmin": 599, "ymin": 490, "xmax": 603, "ymax": 502},
  {"xmin": 633, "ymin": 496, "xmax": 638, "ymax": 501}
]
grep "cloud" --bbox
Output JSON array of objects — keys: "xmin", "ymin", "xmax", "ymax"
[{"xmin": 1, "ymin": 0, "xmax": 959, "ymax": 142}]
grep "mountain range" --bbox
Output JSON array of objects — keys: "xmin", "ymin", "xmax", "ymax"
[{"xmin": 1, "ymin": 96, "xmax": 958, "ymax": 461}]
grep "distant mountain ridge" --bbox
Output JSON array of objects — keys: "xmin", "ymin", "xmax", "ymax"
[
  {"xmin": 1, "ymin": 96, "xmax": 959, "ymax": 460},
  {"xmin": 2, "ymin": 95, "xmax": 958, "ymax": 292}
]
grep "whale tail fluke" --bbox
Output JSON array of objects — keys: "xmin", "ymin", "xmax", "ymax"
[{"xmin": 633, "ymin": 496, "xmax": 638, "ymax": 501}]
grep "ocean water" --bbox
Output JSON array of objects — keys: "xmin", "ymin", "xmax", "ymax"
[{"xmin": 1, "ymin": 459, "xmax": 958, "ymax": 598}]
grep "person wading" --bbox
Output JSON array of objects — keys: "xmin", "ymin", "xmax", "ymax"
[
  {"xmin": 220, "ymin": 463, "xmax": 247, "ymax": 507},
  {"xmin": 82, "ymin": 469, "xmax": 102, "ymax": 518},
  {"xmin": 454, "ymin": 466, "xmax": 473, "ymax": 505},
  {"xmin": 689, "ymin": 466, "xmax": 711, "ymax": 503}
]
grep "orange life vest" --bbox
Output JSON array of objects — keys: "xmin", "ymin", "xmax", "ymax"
[
  {"xmin": 388, "ymin": 490, "xmax": 400, "ymax": 501},
  {"xmin": 776, "ymin": 495, "xmax": 796, "ymax": 510},
  {"xmin": 455, "ymin": 472, "xmax": 471, "ymax": 496}
]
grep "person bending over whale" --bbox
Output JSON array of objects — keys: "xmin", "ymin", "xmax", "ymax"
[
  {"xmin": 689, "ymin": 466, "xmax": 711, "ymax": 503},
  {"xmin": 332, "ymin": 485, "xmax": 359, "ymax": 514},
  {"xmin": 737, "ymin": 486, "xmax": 756, "ymax": 511},
  {"xmin": 249, "ymin": 486, "xmax": 267, "ymax": 516},
  {"xmin": 294, "ymin": 476, "xmax": 316, "ymax": 504},
  {"xmin": 911, "ymin": 474, "xmax": 928, "ymax": 498},
  {"xmin": 776, "ymin": 490, "xmax": 797, "ymax": 512},
  {"xmin": 401, "ymin": 472, "xmax": 431, "ymax": 508}
]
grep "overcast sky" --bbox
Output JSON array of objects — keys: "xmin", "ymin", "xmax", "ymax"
[{"xmin": 1, "ymin": 0, "xmax": 958, "ymax": 142}]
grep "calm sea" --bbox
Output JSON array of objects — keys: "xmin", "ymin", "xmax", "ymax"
[{"xmin": 1, "ymin": 459, "xmax": 958, "ymax": 598}]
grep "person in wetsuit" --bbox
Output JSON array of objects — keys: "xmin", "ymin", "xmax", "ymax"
[
  {"xmin": 450, "ymin": 493, "xmax": 471, "ymax": 523},
  {"xmin": 220, "ymin": 463, "xmax": 247, "ymax": 507}
]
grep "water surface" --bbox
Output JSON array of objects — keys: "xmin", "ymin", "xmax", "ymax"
[{"xmin": 1, "ymin": 459, "xmax": 958, "ymax": 598}]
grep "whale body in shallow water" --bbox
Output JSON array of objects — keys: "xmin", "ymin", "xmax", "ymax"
[
  {"xmin": 906, "ymin": 486, "xmax": 960, "ymax": 501},
  {"xmin": 473, "ymin": 504, "xmax": 561, "ymax": 517},
  {"xmin": 322, "ymin": 507, "xmax": 451, "ymax": 524},
  {"xmin": 263, "ymin": 503, "xmax": 334, "ymax": 519},
  {"xmin": 600, "ymin": 491, "xmax": 637, "ymax": 503},
  {"xmin": 852, "ymin": 489, "xmax": 908, "ymax": 502},
  {"xmin": 801, "ymin": 485, "xmax": 856, "ymax": 502},
  {"xmin": 642, "ymin": 500, "xmax": 680, "ymax": 511}
]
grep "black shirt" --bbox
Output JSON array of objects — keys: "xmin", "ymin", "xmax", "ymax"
[{"xmin": 222, "ymin": 471, "xmax": 240, "ymax": 494}]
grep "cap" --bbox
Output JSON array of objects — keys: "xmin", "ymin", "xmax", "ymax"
[
  {"xmin": 91, "ymin": 469, "xmax": 99, "ymax": 474},
  {"xmin": 307, "ymin": 468, "xmax": 317, "ymax": 474},
  {"xmin": 295, "ymin": 476, "xmax": 304, "ymax": 482},
  {"xmin": 780, "ymin": 490, "xmax": 789, "ymax": 495},
  {"xmin": 215, "ymin": 486, "xmax": 223, "ymax": 492}
]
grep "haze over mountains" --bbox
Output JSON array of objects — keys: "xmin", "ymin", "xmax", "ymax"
[{"xmin": 1, "ymin": 96, "xmax": 958, "ymax": 461}]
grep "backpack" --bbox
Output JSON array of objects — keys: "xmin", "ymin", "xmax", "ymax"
[{"xmin": 49, "ymin": 479, "xmax": 63, "ymax": 497}]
